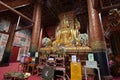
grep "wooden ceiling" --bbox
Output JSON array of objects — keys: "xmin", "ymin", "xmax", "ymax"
[
  {"xmin": 0, "ymin": 0, "xmax": 120, "ymax": 33},
  {"xmin": 0, "ymin": 0, "xmax": 88, "ymax": 33}
]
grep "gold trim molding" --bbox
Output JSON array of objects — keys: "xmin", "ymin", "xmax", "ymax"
[
  {"xmin": 39, "ymin": 46, "xmax": 91, "ymax": 53},
  {"xmin": 91, "ymin": 41, "xmax": 106, "ymax": 52}
]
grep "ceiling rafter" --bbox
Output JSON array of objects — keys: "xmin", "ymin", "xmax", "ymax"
[
  {"xmin": 0, "ymin": 0, "xmax": 33, "ymax": 12},
  {"xmin": 15, "ymin": 24, "xmax": 33, "ymax": 32},
  {"xmin": 99, "ymin": 0, "xmax": 120, "ymax": 11},
  {"xmin": 0, "ymin": 1, "xmax": 34, "ymax": 23}
]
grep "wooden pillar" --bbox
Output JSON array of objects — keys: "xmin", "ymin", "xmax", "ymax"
[
  {"xmin": 29, "ymin": 1, "xmax": 42, "ymax": 57},
  {"xmin": 87, "ymin": 0, "xmax": 110, "ymax": 77},
  {"xmin": 38, "ymin": 27, "xmax": 43, "ymax": 50},
  {"xmin": 0, "ymin": 16, "xmax": 18, "ymax": 66}
]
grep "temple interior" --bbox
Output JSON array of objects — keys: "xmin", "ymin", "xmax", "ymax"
[{"xmin": 0, "ymin": 0, "xmax": 120, "ymax": 80}]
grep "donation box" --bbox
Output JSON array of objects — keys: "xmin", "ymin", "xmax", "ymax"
[{"xmin": 70, "ymin": 62, "xmax": 82, "ymax": 80}]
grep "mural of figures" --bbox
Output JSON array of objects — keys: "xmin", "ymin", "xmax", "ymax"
[
  {"xmin": 0, "ymin": 19, "xmax": 10, "ymax": 32},
  {"xmin": 0, "ymin": 33, "xmax": 8, "ymax": 61},
  {"xmin": 15, "ymin": 30, "xmax": 31, "ymax": 61},
  {"xmin": 0, "ymin": 18, "xmax": 31, "ymax": 61},
  {"xmin": 0, "ymin": 19, "xmax": 10, "ymax": 61}
]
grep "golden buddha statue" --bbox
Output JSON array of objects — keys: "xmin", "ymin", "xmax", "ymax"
[
  {"xmin": 52, "ymin": 15, "xmax": 81, "ymax": 47},
  {"xmin": 40, "ymin": 12, "xmax": 91, "ymax": 53},
  {"xmin": 71, "ymin": 19, "xmax": 80, "ymax": 46},
  {"xmin": 52, "ymin": 15, "xmax": 73, "ymax": 47}
]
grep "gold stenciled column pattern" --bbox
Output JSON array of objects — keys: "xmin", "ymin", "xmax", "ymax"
[
  {"xmin": 91, "ymin": 41, "xmax": 106, "ymax": 52},
  {"xmin": 87, "ymin": 0, "xmax": 106, "ymax": 52}
]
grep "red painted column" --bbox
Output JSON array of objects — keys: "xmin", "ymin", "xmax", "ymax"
[
  {"xmin": 29, "ymin": 1, "xmax": 42, "ymax": 57},
  {"xmin": 87, "ymin": 0, "xmax": 106, "ymax": 51},
  {"xmin": 0, "ymin": 16, "xmax": 18, "ymax": 66},
  {"xmin": 87, "ymin": 0, "xmax": 110, "ymax": 77}
]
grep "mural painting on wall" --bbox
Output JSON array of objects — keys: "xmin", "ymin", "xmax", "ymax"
[
  {"xmin": 15, "ymin": 30, "xmax": 31, "ymax": 61},
  {"xmin": 0, "ymin": 18, "xmax": 31, "ymax": 61},
  {"xmin": 0, "ymin": 33, "xmax": 8, "ymax": 61},
  {"xmin": 0, "ymin": 19, "xmax": 10, "ymax": 61},
  {"xmin": 0, "ymin": 19, "xmax": 10, "ymax": 32},
  {"xmin": 13, "ymin": 36, "xmax": 26, "ymax": 46}
]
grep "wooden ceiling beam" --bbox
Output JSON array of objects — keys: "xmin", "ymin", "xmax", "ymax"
[
  {"xmin": 99, "ymin": 0, "xmax": 120, "ymax": 11},
  {"xmin": 110, "ymin": 26, "xmax": 120, "ymax": 32},
  {"xmin": 0, "ymin": 1, "xmax": 34, "ymax": 23},
  {"xmin": 101, "ymin": 3, "xmax": 120, "ymax": 11},
  {"xmin": 104, "ymin": 26, "xmax": 120, "ymax": 38},
  {"xmin": 15, "ymin": 25, "xmax": 33, "ymax": 32},
  {"xmin": 0, "ymin": 0, "xmax": 32, "ymax": 12}
]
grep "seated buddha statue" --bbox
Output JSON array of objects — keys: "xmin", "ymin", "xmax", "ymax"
[
  {"xmin": 71, "ymin": 19, "xmax": 80, "ymax": 46},
  {"xmin": 52, "ymin": 16, "xmax": 73, "ymax": 47}
]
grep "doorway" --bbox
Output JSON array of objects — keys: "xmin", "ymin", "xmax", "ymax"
[{"xmin": 10, "ymin": 46, "xmax": 20, "ymax": 62}]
